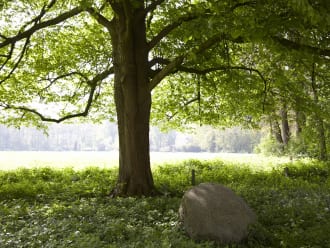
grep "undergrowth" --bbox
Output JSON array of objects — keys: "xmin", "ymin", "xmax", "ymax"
[{"xmin": 0, "ymin": 159, "xmax": 329, "ymax": 247}]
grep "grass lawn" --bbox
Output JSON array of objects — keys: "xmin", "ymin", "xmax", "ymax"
[
  {"xmin": 0, "ymin": 155, "xmax": 329, "ymax": 247},
  {"xmin": 0, "ymin": 151, "xmax": 293, "ymax": 170}
]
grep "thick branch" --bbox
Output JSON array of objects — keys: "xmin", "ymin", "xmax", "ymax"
[
  {"xmin": 108, "ymin": 1, "xmax": 122, "ymax": 15},
  {"xmin": 90, "ymin": 66, "xmax": 114, "ymax": 85},
  {"xmin": 86, "ymin": 8, "xmax": 113, "ymax": 32},
  {"xmin": 0, "ymin": 43, "xmax": 14, "ymax": 71},
  {"xmin": 145, "ymin": 0, "xmax": 165, "ymax": 14},
  {"xmin": 231, "ymin": 1, "xmax": 257, "ymax": 11},
  {"xmin": 19, "ymin": 0, "xmax": 57, "ymax": 33},
  {"xmin": 7, "ymin": 84, "xmax": 97, "ymax": 123},
  {"xmin": 0, "ymin": 7, "xmax": 83, "ymax": 49},
  {"xmin": 148, "ymin": 57, "xmax": 169, "ymax": 70},
  {"xmin": 175, "ymin": 65, "xmax": 267, "ymax": 83},
  {"xmin": 0, "ymin": 1, "xmax": 63, "ymax": 81},
  {"xmin": 175, "ymin": 64, "xmax": 269, "ymax": 111},
  {"xmin": 149, "ymin": 56, "xmax": 184, "ymax": 90},
  {"xmin": 0, "ymin": 37, "xmax": 30, "ymax": 84},
  {"xmin": 272, "ymin": 36, "xmax": 330, "ymax": 57},
  {"xmin": 152, "ymin": 57, "xmax": 268, "ymax": 87},
  {"xmin": 148, "ymin": 13, "xmax": 202, "ymax": 50},
  {"xmin": 194, "ymin": 34, "xmax": 223, "ymax": 53},
  {"xmin": 0, "ymin": 6, "xmax": 85, "ymax": 84},
  {"xmin": 149, "ymin": 34, "xmax": 224, "ymax": 90}
]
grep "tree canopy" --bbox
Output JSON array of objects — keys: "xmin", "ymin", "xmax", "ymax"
[{"xmin": 0, "ymin": 0, "xmax": 329, "ymax": 195}]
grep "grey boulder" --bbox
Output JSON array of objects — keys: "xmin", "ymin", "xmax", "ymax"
[{"xmin": 179, "ymin": 183, "xmax": 257, "ymax": 244}]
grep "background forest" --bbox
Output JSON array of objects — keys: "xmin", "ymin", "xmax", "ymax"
[
  {"xmin": 0, "ymin": 123, "xmax": 261, "ymax": 153},
  {"xmin": 2, "ymin": 114, "xmax": 329, "ymax": 160}
]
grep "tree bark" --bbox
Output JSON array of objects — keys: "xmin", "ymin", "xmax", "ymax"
[
  {"xmin": 280, "ymin": 106, "xmax": 290, "ymax": 146},
  {"xmin": 294, "ymin": 109, "xmax": 305, "ymax": 137},
  {"xmin": 109, "ymin": 3, "xmax": 157, "ymax": 196},
  {"xmin": 315, "ymin": 118, "xmax": 327, "ymax": 160},
  {"xmin": 311, "ymin": 62, "xmax": 327, "ymax": 161},
  {"xmin": 270, "ymin": 118, "xmax": 283, "ymax": 144}
]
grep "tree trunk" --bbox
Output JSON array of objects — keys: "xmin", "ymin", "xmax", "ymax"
[
  {"xmin": 294, "ymin": 109, "xmax": 305, "ymax": 137},
  {"xmin": 280, "ymin": 106, "xmax": 290, "ymax": 145},
  {"xmin": 109, "ymin": 3, "xmax": 157, "ymax": 196},
  {"xmin": 315, "ymin": 119, "xmax": 327, "ymax": 160},
  {"xmin": 270, "ymin": 118, "xmax": 283, "ymax": 144},
  {"xmin": 311, "ymin": 62, "xmax": 327, "ymax": 161}
]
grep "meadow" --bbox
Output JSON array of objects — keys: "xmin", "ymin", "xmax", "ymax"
[
  {"xmin": 0, "ymin": 153, "xmax": 329, "ymax": 247},
  {"xmin": 0, "ymin": 151, "xmax": 292, "ymax": 170}
]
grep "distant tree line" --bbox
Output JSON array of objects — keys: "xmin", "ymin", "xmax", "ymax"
[
  {"xmin": 170, "ymin": 126, "xmax": 262, "ymax": 153},
  {"xmin": 0, "ymin": 123, "xmax": 261, "ymax": 153},
  {"xmin": 0, "ymin": 122, "xmax": 118, "ymax": 151}
]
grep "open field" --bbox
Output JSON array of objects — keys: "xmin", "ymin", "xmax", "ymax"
[{"xmin": 0, "ymin": 151, "xmax": 294, "ymax": 171}]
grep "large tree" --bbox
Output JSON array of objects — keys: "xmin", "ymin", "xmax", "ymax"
[{"xmin": 1, "ymin": 0, "xmax": 329, "ymax": 196}]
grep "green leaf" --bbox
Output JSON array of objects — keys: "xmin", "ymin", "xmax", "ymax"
[{"xmin": 231, "ymin": 29, "xmax": 241, "ymax": 39}]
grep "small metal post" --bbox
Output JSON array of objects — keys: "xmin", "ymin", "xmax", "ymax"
[
  {"xmin": 283, "ymin": 167, "xmax": 289, "ymax": 177},
  {"xmin": 191, "ymin": 169, "xmax": 196, "ymax": 186}
]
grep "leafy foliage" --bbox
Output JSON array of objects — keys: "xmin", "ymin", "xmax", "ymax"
[
  {"xmin": 1, "ymin": 0, "xmax": 329, "ymax": 129},
  {"xmin": 0, "ymin": 159, "xmax": 329, "ymax": 247}
]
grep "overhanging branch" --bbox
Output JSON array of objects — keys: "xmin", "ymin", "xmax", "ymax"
[
  {"xmin": 175, "ymin": 65, "xmax": 267, "ymax": 83},
  {"xmin": 0, "ymin": 6, "xmax": 85, "ymax": 83},
  {"xmin": 175, "ymin": 65, "xmax": 269, "ymax": 110},
  {"xmin": 231, "ymin": 1, "xmax": 257, "ymax": 11},
  {"xmin": 149, "ymin": 34, "xmax": 224, "ymax": 90},
  {"xmin": 6, "ymin": 83, "xmax": 97, "ymax": 123},
  {"xmin": 272, "ymin": 36, "xmax": 330, "ymax": 57},
  {"xmin": 0, "ymin": 43, "xmax": 15, "ymax": 71},
  {"xmin": 38, "ymin": 71, "xmax": 89, "ymax": 96},
  {"xmin": 149, "ymin": 56, "xmax": 184, "ymax": 90},
  {"xmin": 0, "ymin": 37, "xmax": 31, "ymax": 84},
  {"xmin": 4, "ymin": 67, "xmax": 113, "ymax": 123},
  {"xmin": 19, "ymin": 0, "xmax": 57, "ymax": 33},
  {"xmin": 148, "ymin": 13, "xmax": 199, "ymax": 50},
  {"xmin": 0, "ymin": 7, "xmax": 84, "ymax": 49}
]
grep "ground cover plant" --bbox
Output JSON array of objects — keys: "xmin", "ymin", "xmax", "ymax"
[{"xmin": 0, "ymin": 159, "xmax": 329, "ymax": 247}]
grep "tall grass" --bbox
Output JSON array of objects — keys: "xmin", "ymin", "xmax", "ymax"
[{"xmin": 0, "ymin": 159, "xmax": 329, "ymax": 247}]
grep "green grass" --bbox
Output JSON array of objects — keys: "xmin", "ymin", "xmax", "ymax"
[
  {"xmin": 0, "ymin": 159, "xmax": 329, "ymax": 247},
  {"xmin": 0, "ymin": 151, "xmax": 294, "ymax": 171}
]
